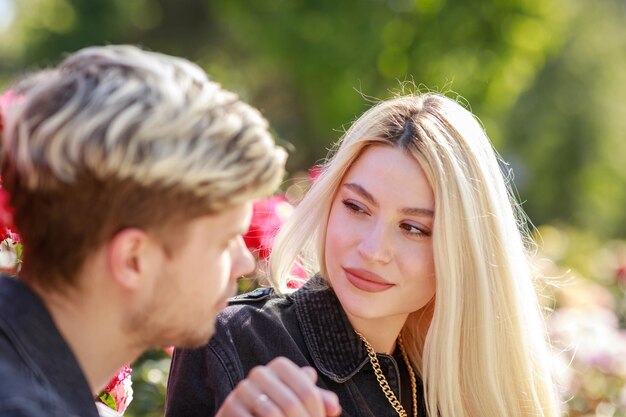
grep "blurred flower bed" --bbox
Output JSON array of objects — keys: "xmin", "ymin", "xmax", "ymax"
[{"xmin": 538, "ymin": 225, "xmax": 626, "ymax": 417}]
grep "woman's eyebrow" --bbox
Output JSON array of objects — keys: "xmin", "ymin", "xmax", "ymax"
[
  {"xmin": 401, "ymin": 207, "xmax": 434, "ymax": 217},
  {"xmin": 343, "ymin": 183, "xmax": 377, "ymax": 206}
]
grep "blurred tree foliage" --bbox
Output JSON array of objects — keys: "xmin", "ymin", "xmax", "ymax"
[
  {"xmin": 504, "ymin": 0, "xmax": 626, "ymax": 237},
  {"xmin": 1, "ymin": 0, "xmax": 624, "ymax": 238}
]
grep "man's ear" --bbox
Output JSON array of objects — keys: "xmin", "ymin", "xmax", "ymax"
[{"xmin": 107, "ymin": 228, "xmax": 160, "ymax": 290}]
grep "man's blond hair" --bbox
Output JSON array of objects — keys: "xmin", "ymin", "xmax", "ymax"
[{"xmin": 1, "ymin": 45, "xmax": 286, "ymax": 287}]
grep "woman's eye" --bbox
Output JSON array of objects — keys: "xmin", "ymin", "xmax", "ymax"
[
  {"xmin": 400, "ymin": 222, "xmax": 430, "ymax": 237},
  {"xmin": 342, "ymin": 200, "xmax": 367, "ymax": 214}
]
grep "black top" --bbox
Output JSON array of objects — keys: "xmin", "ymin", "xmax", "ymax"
[
  {"xmin": 0, "ymin": 275, "xmax": 99, "ymax": 417},
  {"xmin": 166, "ymin": 275, "xmax": 426, "ymax": 417}
]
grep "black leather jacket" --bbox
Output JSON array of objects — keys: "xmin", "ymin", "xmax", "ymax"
[
  {"xmin": 165, "ymin": 275, "xmax": 426, "ymax": 417},
  {"xmin": 0, "ymin": 276, "xmax": 99, "ymax": 417}
]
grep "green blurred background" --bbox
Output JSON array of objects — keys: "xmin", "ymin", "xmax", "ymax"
[{"xmin": 1, "ymin": 0, "xmax": 625, "ymax": 416}]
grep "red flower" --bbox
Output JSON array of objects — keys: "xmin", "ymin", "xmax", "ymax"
[
  {"xmin": 0, "ymin": 90, "xmax": 18, "ymax": 141},
  {"xmin": 104, "ymin": 364, "xmax": 132, "ymax": 393},
  {"xmin": 0, "ymin": 187, "xmax": 14, "ymax": 234},
  {"xmin": 243, "ymin": 195, "xmax": 314, "ymax": 287},
  {"xmin": 100, "ymin": 364, "xmax": 133, "ymax": 414},
  {"xmin": 244, "ymin": 195, "xmax": 294, "ymax": 260},
  {"xmin": 0, "ymin": 91, "xmax": 19, "ymax": 236}
]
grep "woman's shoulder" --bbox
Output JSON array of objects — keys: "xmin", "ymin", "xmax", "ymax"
[
  {"xmin": 214, "ymin": 287, "xmax": 296, "ymax": 334},
  {"xmin": 212, "ymin": 277, "xmax": 333, "ymax": 349},
  {"xmin": 229, "ymin": 286, "xmax": 277, "ymax": 305},
  {"xmin": 209, "ymin": 287, "xmax": 311, "ymax": 369}
]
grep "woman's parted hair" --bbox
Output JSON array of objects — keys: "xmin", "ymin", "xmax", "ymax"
[
  {"xmin": 1, "ymin": 45, "xmax": 286, "ymax": 288},
  {"xmin": 269, "ymin": 93, "xmax": 560, "ymax": 417}
]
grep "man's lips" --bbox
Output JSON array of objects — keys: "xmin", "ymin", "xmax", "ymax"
[{"xmin": 343, "ymin": 267, "xmax": 394, "ymax": 293}]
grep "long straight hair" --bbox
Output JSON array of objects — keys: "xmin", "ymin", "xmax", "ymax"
[{"xmin": 269, "ymin": 93, "xmax": 561, "ymax": 417}]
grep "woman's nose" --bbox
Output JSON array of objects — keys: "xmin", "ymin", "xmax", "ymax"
[{"xmin": 356, "ymin": 222, "xmax": 392, "ymax": 264}]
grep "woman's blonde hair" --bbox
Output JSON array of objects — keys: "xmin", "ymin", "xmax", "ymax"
[{"xmin": 270, "ymin": 93, "xmax": 561, "ymax": 417}]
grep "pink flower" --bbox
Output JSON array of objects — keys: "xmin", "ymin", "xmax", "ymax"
[
  {"xmin": 100, "ymin": 365, "xmax": 133, "ymax": 414},
  {"xmin": 0, "ymin": 90, "xmax": 21, "ymax": 146},
  {"xmin": 308, "ymin": 165, "xmax": 324, "ymax": 182},
  {"xmin": 286, "ymin": 261, "xmax": 307, "ymax": 289},
  {"xmin": 244, "ymin": 196, "xmax": 294, "ymax": 260},
  {"xmin": 0, "ymin": 90, "xmax": 16, "ymax": 112},
  {"xmin": 1, "ymin": 228, "xmax": 20, "ymax": 243},
  {"xmin": 616, "ymin": 265, "xmax": 626, "ymax": 286},
  {"xmin": 0, "ymin": 91, "xmax": 9, "ymax": 136}
]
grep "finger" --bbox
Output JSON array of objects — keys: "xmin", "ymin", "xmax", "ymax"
[
  {"xmin": 267, "ymin": 358, "xmax": 326, "ymax": 417},
  {"xmin": 252, "ymin": 394, "xmax": 284, "ymax": 417},
  {"xmin": 285, "ymin": 364, "xmax": 341, "ymax": 416},
  {"xmin": 216, "ymin": 394, "xmax": 253, "ymax": 417},
  {"xmin": 302, "ymin": 366, "xmax": 318, "ymax": 382},
  {"xmin": 232, "ymin": 377, "xmax": 286, "ymax": 417},
  {"xmin": 247, "ymin": 363, "xmax": 313, "ymax": 417},
  {"xmin": 321, "ymin": 390, "xmax": 342, "ymax": 416}
]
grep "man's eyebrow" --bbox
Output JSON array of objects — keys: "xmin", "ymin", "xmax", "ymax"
[{"xmin": 343, "ymin": 182, "xmax": 434, "ymax": 218}]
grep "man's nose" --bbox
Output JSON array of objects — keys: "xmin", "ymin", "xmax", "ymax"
[{"xmin": 231, "ymin": 236, "xmax": 256, "ymax": 279}]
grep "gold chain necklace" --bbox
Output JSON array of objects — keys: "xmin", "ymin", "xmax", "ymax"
[{"xmin": 355, "ymin": 331, "xmax": 418, "ymax": 417}]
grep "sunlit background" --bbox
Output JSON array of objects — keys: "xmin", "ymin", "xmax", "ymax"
[{"xmin": 1, "ymin": 0, "xmax": 626, "ymax": 416}]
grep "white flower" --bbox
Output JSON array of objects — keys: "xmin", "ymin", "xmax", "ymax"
[{"xmin": 96, "ymin": 402, "xmax": 123, "ymax": 417}]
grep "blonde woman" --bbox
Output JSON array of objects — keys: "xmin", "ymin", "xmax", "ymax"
[{"xmin": 166, "ymin": 93, "xmax": 561, "ymax": 417}]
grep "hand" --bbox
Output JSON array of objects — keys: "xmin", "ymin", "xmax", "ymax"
[{"xmin": 216, "ymin": 357, "xmax": 342, "ymax": 417}]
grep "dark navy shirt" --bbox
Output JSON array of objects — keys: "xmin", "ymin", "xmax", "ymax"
[
  {"xmin": 0, "ymin": 275, "xmax": 99, "ymax": 417},
  {"xmin": 166, "ymin": 275, "xmax": 426, "ymax": 417}
]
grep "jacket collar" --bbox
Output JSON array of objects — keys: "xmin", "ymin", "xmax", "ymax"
[
  {"xmin": 0, "ymin": 275, "xmax": 99, "ymax": 417},
  {"xmin": 290, "ymin": 274, "xmax": 370, "ymax": 383}
]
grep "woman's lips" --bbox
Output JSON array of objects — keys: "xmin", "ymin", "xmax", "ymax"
[{"xmin": 343, "ymin": 267, "xmax": 394, "ymax": 292}]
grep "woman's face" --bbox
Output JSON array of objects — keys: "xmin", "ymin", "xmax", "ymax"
[{"xmin": 325, "ymin": 145, "xmax": 436, "ymax": 329}]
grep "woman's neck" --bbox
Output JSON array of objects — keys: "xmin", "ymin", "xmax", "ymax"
[{"xmin": 347, "ymin": 312, "xmax": 409, "ymax": 354}]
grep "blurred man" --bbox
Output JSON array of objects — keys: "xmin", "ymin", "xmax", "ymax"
[{"xmin": 0, "ymin": 45, "xmax": 339, "ymax": 417}]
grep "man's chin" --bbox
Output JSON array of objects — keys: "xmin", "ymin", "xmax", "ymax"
[
  {"xmin": 169, "ymin": 325, "xmax": 216, "ymax": 349},
  {"xmin": 216, "ymin": 298, "xmax": 230, "ymax": 312}
]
